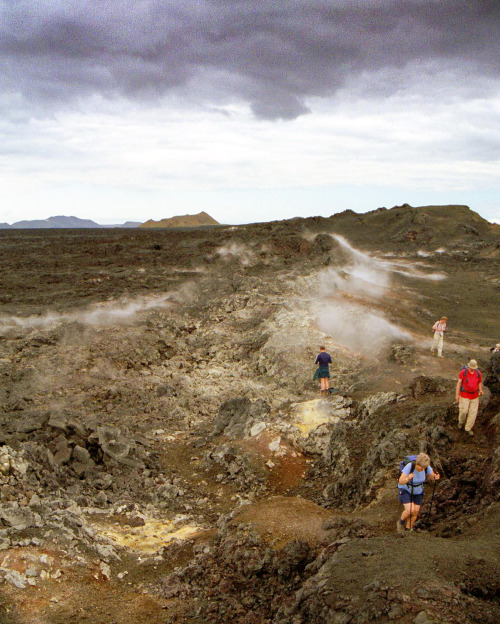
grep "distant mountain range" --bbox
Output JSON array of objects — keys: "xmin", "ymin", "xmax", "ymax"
[
  {"xmin": 0, "ymin": 216, "xmax": 142, "ymax": 229},
  {"xmin": 0, "ymin": 213, "xmax": 220, "ymax": 229},
  {"xmin": 140, "ymin": 211, "xmax": 220, "ymax": 229}
]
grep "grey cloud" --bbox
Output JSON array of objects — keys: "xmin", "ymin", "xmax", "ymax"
[
  {"xmin": 250, "ymin": 90, "xmax": 312, "ymax": 120},
  {"xmin": 0, "ymin": 0, "xmax": 499, "ymax": 120}
]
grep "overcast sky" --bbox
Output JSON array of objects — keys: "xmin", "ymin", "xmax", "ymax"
[{"xmin": 1, "ymin": 0, "xmax": 499, "ymax": 225}]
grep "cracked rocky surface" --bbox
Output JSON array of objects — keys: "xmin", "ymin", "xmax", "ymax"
[{"xmin": 0, "ymin": 205, "xmax": 499, "ymax": 623}]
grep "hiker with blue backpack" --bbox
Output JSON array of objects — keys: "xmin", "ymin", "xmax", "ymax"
[
  {"xmin": 397, "ymin": 453, "xmax": 440, "ymax": 532},
  {"xmin": 455, "ymin": 359, "xmax": 484, "ymax": 436}
]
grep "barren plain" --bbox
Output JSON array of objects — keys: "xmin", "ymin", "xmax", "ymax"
[{"xmin": 0, "ymin": 204, "xmax": 499, "ymax": 624}]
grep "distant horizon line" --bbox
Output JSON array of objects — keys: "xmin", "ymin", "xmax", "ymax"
[{"xmin": 2, "ymin": 205, "xmax": 499, "ymax": 228}]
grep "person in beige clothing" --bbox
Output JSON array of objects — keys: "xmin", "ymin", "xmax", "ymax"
[
  {"xmin": 455, "ymin": 359, "xmax": 484, "ymax": 436},
  {"xmin": 431, "ymin": 316, "xmax": 447, "ymax": 358}
]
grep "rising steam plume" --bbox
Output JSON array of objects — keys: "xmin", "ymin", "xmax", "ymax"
[
  {"xmin": 313, "ymin": 235, "xmax": 446, "ymax": 354},
  {"xmin": 0, "ymin": 288, "xmax": 195, "ymax": 333}
]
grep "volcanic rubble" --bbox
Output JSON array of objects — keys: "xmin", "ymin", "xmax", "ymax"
[{"xmin": 0, "ymin": 206, "xmax": 499, "ymax": 623}]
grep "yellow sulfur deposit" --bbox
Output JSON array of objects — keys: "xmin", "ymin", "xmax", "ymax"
[
  {"xmin": 97, "ymin": 520, "xmax": 202, "ymax": 554},
  {"xmin": 291, "ymin": 399, "xmax": 344, "ymax": 436}
]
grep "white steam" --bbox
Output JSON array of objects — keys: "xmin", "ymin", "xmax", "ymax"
[
  {"xmin": 319, "ymin": 265, "xmax": 389, "ymax": 299},
  {"xmin": 216, "ymin": 242, "xmax": 256, "ymax": 266},
  {"xmin": 387, "ymin": 264, "xmax": 446, "ymax": 281},
  {"xmin": 317, "ymin": 303, "xmax": 411, "ymax": 354},
  {"xmin": 331, "ymin": 235, "xmax": 446, "ymax": 282},
  {"xmin": 0, "ymin": 292, "xmax": 180, "ymax": 332},
  {"xmin": 418, "ymin": 247, "xmax": 447, "ymax": 256},
  {"xmin": 313, "ymin": 234, "xmax": 434, "ymax": 354}
]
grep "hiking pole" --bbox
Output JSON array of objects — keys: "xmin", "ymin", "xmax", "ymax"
[
  {"xmin": 428, "ymin": 478, "xmax": 437, "ymax": 520},
  {"xmin": 409, "ymin": 480, "xmax": 414, "ymax": 530}
]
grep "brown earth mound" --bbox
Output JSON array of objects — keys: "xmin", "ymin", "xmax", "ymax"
[{"xmin": 140, "ymin": 211, "xmax": 219, "ymax": 228}]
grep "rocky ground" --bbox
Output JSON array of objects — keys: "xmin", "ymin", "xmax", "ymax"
[{"xmin": 0, "ymin": 204, "xmax": 499, "ymax": 624}]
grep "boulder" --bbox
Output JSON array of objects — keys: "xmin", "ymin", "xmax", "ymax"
[
  {"xmin": 53, "ymin": 448, "xmax": 72, "ymax": 465},
  {"xmin": 414, "ymin": 612, "xmax": 436, "ymax": 624},
  {"xmin": 389, "ymin": 344, "xmax": 415, "ymax": 365},
  {"xmin": 12, "ymin": 411, "xmax": 49, "ymax": 434},
  {"xmin": 213, "ymin": 397, "xmax": 271, "ymax": 438},
  {"xmin": 48, "ymin": 413, "xmax": 89, "ymax": 437},
  {"xmin": 0, "ymin": 506, "xmax": 37, "ymax": 530},
  {"xmin": 72, "ymin": 445, "xmax": 92, "ymax": 464},
  {"xmin": 0, "ymin": 569, "xmax": 29, "ymax": 589},
  {"xmin": 0, "ymin": 449, "xmax": 11, "ymax": 476},
  {"xmin": 485, "ymin": 351, "xmax": 500, "ymax": 394},
  {"xmin": 409, "ymin": 376, "xmax": 452, "ymax": 398},
  {"xmin": 356, "ymin": 392, "xmax": 400, "ymax": 420},
  {"xmin": 92, "ymin": 426, "xmax": 144, "ymax": 469},
  {"xmin": 96, "ymin": 426, "xmax": 131, "ymax": 461},
  {"xmin": 0, "ymin": 447, "xmax": 28, "ymax": 476}
]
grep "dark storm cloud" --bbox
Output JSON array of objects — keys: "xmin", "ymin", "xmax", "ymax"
[{"xmin": 1, "ymin": 0, "xmax": 499, "ymax": 120}]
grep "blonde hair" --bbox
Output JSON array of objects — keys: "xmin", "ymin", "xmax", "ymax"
[{"xmin": 416, "ymin": 453, "xmax": 430, "ymax": 469}]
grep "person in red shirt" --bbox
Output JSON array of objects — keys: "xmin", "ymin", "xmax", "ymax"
[{"xmin": 455, "ymin": 359, "xmax": 484, "ymax": 436}]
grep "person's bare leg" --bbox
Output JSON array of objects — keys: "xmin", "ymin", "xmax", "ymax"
[
  {"xmin": 401, "ymin": 502, "xmax": 420, "ymax": 528},
  {"xmin": 401, "ymin": 503, "xmax": 412, "ymax": 523},
  {"xmin": 408, "ymin": 510, "xmax": 419, "ymax": 529}
]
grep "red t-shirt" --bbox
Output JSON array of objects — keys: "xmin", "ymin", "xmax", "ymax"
[{"xmin": 458, "ymin": 368, "xmax": 482, "ymax": 399}]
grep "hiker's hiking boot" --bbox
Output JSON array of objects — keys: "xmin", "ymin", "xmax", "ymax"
[
  {"xmin": 396, "ymin": 519, "xmax": 405, "ymax": 533},
  {"xmin": 458, "ymin": 422, "xmax": 464, "ymax": 430},
  {"xmin": 467, "ymin": 430, "xmax": 474, "ymax": 437}
]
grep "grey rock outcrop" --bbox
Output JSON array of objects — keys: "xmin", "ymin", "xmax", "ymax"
[{"xmin": 213, "ymin": 397, "xmax": 271, "ymax": 438}]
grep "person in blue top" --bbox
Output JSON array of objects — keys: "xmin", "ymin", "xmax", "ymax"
[
  {"xmin": 313, "ymin": 346, "xmax": 333, "ymax": 394},
  {"xmin": 397, "ymin": 452, "xmax": 440, "ymax": 531}
]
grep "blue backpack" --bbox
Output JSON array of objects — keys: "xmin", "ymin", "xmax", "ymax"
[
  {"xmin": 399, "ymin": 455, "xmax": 431, "ymax": 487},
  {"xmin": 399, "ymin": 454, "xmax": 418, "ymax": 476}
]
